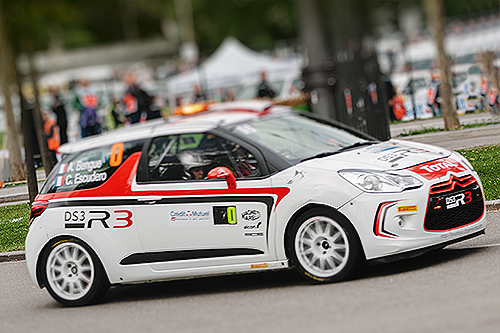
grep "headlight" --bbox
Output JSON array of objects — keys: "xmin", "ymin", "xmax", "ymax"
[{"xmin": 338, "ymin": 169, "xmax": 423, "ymax": 193}]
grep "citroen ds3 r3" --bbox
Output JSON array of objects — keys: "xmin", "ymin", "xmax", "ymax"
[{"xmin": 26, "ymin": 101, "xmax": 486, "ymax": 306}]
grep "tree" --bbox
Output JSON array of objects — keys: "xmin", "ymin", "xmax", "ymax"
[
  {"xmin": 0, "ymin": 4, "xmax": 26, "ymax": 182},
  {"xmin": 424, "ymin": 0, "xmax": 460, "ymax": 130}
]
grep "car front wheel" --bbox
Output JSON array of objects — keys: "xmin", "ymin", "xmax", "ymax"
[
  {"xmin": 289, "ymin": 209, "xmax": 363, "ymax": 283},
  {"xmin": 41, "ymin": 238, "xmax": 109, "ymax": 306}
]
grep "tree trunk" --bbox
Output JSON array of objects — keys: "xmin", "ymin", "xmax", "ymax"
[
  {"xmin": 27, "ymin": 52, "xmax": 56, "ymax": 174},
  {"xmin": 21, "ymin": 94, "xmax": 39, "ymax": 203},
  {"xmin": 0, "ymin": 5, "xmax": 26, "ymax": 182},
  {"xmin": 424, "ymin": 0, "xmax": 460, "ymax": 130}
]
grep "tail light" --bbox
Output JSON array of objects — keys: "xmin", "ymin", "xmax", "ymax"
[{"xmin": 29, "ymin": 201, "xmax": 49, "ymax": 227}]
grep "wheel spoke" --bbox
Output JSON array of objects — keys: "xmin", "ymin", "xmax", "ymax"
[
  {"xmin": 79, "ymin": 274, "xmax": 91, "ymax": 284},
  {"xmin": 324, "ymin": 222, "xmax": 332, "ymax": 237},
  {"xmin": 305, "ymin": 227, "xmax": 317, "ymax": 239},
  {"xmin": 325, "ymin": 256, "xmax": 336, "ymax": 269},
  {"xmin": 330, "ymin": 250, "xmax": 345, "ymax": 264},
  {"xmin": 300, "ymin": 237, "xmax": 313, "ymax": 247},
  {"xmin": 331, "ymin": 231, "xmax": 342, "ymax": 243}
]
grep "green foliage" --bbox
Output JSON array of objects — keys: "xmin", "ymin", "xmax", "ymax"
[
  {"xmin": 398, "ymin": 126, "xmax": 442, "ymax": 137},
  {"xmin": 192, "ymin": 0, "xmax": 297, "ymax": 53},
  {"xmin": 0, "ymin": 203, "xmax": 30, "ymax": 253},
  {"xmin": 456, "ymin": 145, "xmax": 500, "ymax": 201}
]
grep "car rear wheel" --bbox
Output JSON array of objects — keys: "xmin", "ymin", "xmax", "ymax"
[
  {"xmin": 289, "ymin": 209, "xmax": 363, "ymax": 283},
  {"xmin": 42, "ymin": 239, "xmax": 109, "ymax": 306}
]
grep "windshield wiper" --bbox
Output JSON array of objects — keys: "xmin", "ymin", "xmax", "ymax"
[
  {"xmin": 300, "ymin": 141, "xmax": 378, "ymax": 163},
  {"xmin": 337, "ymin": 140, "xmax": 378, "ymax": 152},
  {"xmin": 300, "ymin": 151, "xmax": 340, "ymax": 162}
]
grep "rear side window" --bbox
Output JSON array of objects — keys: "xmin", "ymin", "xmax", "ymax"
[{"xmin": 41, "ymin": 140, "xmax": 144, "ymax": 194}]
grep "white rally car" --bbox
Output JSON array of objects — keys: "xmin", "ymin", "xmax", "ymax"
[{"xmin": 26, "ymin": 101, "xmax": 486, "ymax": 306}]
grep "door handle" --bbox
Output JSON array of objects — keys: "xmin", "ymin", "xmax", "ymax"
[{"xmin": 137, "ymin": 196, "xmax": 162, "ymax": 204}]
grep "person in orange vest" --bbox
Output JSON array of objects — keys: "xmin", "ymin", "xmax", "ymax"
[
  {"xmin": 42, "ymin": 112, "xmax": 60, "ymax": 164},
  {"xmin": 392, "ymin": 89, "xmax": 407, "ymax": 120},
  {"xmin": 480, "ymin": 76, "xmax": 489, "ymax": 111}
]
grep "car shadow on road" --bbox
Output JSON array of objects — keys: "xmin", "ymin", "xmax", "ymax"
[
  {"xmin": 101, "ymin": 246, "xmax": 486, "ymax": 305},
  {"xmin": 364, "ymin": 246, "xmax": 486, "ymax": 278},
  {"xmin": 103, "ymin": 269, "xmax": 307, "ymax": 304}
]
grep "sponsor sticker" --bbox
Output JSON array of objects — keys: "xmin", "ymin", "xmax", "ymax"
[
  {"xmin": 64, "ymin": 210, "xmax": 133, "ymax": 229},
  {"xmin": 170, "ymin": 209, "xmax": 211, "ymax": 222},
  {"xmin": 407, "ymin": 157, "xmax": 467, "ymax": 180},
  {"xmin": 377, "ymin": 147, "xmax": 431, "ymax": 163},
  {"xmin": 251, "ymin": 263, "xmax": 268, "ymax": 269},
  {"xmin": 397, "ymin": 205, "xmax": 417, "ymax": 213},
  {"xmin": 241, "ymin": 209, "xmax": 261, "ymax": 222}
]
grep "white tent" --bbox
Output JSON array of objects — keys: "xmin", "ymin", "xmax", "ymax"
[{"xmin": 166, "ymin": 36, "xmax": 301, "ymax": 97}]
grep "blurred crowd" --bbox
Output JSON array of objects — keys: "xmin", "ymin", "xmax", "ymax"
[{"xmin": 37, "ymin": 66, "xmax": 304, "ymax": 164}]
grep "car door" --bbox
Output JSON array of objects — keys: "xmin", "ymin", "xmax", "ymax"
[{"xmin": 131, "ymin": 133, "xmax": 277, "ymax": 271}]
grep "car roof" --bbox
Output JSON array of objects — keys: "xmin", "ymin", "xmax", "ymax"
[{"xmin": 58, "ymin": 100, "xmax": 288, "ymax": 154}]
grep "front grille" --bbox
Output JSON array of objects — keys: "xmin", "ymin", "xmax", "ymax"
[{"xmin": 424, "ymin": 178, "xmax": 484, "ymax": 232}]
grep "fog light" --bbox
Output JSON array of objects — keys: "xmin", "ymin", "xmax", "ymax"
[{"xmin": 398, "ymin": 217, "xmax": 405, "ymax": 228}]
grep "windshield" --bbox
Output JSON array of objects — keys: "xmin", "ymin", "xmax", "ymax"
[{"xmin": 232, "ymin": 113, "xmax": 369, "ymax": 163}]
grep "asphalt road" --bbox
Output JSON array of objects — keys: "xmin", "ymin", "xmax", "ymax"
[{"xmin": 2, "ymin": 211, "xmax": 499, "ymax": 333}]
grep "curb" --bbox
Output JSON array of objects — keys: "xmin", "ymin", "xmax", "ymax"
[
  {"xmin": 0, "ymin": 194, "xmax": 29, "ymax": 204},
  {"xmin": 1, "ymin": 200, "xmax": 499, "ymax": 263},
  {"xmin": 0, "ymin": 251, "xmax": 26, "ymax": 263}
]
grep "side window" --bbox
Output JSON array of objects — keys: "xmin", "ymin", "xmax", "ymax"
[
  {"xmin": 41, "ymin": 140, "xmax": 144, "ymax": 194},
  {"xmin": 146, "ymin": 133, "xmax": 261, "ymax": 182}
]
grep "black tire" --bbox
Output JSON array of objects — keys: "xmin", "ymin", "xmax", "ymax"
[
  {"xmin": 40, "ymin": 238, "xmax": 110, "ymax": 306},
  {"xmin": 288, "ymin": 209, "xmax": 364, "ymax": 283}
]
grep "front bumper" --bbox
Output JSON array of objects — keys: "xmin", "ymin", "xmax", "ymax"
[{"xmin": 338, "ymin": 173, "xmax": 486, "ymax": 261}]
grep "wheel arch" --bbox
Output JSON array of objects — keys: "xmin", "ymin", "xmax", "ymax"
[
  {"xmin": 283, "ymin": 203, "xmax": 366, "ymax": 264},
  {"xmin": 35, "ymin": 235, "xmax": 109, "ymax": 289}
]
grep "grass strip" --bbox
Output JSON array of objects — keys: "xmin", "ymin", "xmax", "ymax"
[
  {"xmin": 0, "ymin": 203, "xmax": 30, "ymax": 253},
  {"xmin": 456, "ymin": 144, "xmax": 500, "ymax": 201}
]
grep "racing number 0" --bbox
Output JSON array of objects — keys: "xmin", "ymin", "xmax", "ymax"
[
  {"xmin": 227, "ymin": 206, "xmax": 237, "ymax": 224},
  {"xmin": 110, "ymin": 143, "xmax": 125, "ymax": 167}
]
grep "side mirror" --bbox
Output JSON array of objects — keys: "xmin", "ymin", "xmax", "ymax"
[{"xmin": 207, "ymin": 167, "xmax": 236, "ymax": 189}]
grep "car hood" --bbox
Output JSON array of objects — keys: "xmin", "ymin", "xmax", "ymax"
[{"xmin": 306, "ymin": 139, "xmax": 452, "ymax": 171}]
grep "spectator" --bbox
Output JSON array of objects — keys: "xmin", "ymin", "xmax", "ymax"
[
  {"xmin": 427, "ymin": 72, "xmax": 441, "ymax": 117},
  {"xmin": 122, "ymin": 72, "xmax": 152, "ymax": 124},
  {"xmin": 224, "ymin": 88, "xmax": 236, "ymax": 102},
  {"xmin": 41, "ymin": 112, "xmax": 60, "ymax": 164},
  {"xmin": 147, "ymin": 96, "xmax": 163, "ymax": 120},
  {"xmin": 488, "ymin": 87, "xmax": 499, "ymax": 115},
  {"xmin": 71, "ymin": 79, "xmax": 101, "ymax": 137},
  {"xmin": 392, "ymin": 89, "xmax": 407, "ymax": 120},
  {"xmin": 192, "ymin": 85, "xmax": 207, "ymax": 103},
  {"xmin": 108, "ymin": 97, "xmax": 123, "ymax": 129},
  {"xmin": 49, "ymin": 86, "xmax": 68, "ymax": 145},
  {"xmin": 256, "ymin": 71, "xmax": 275, "ymax": 99}
]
